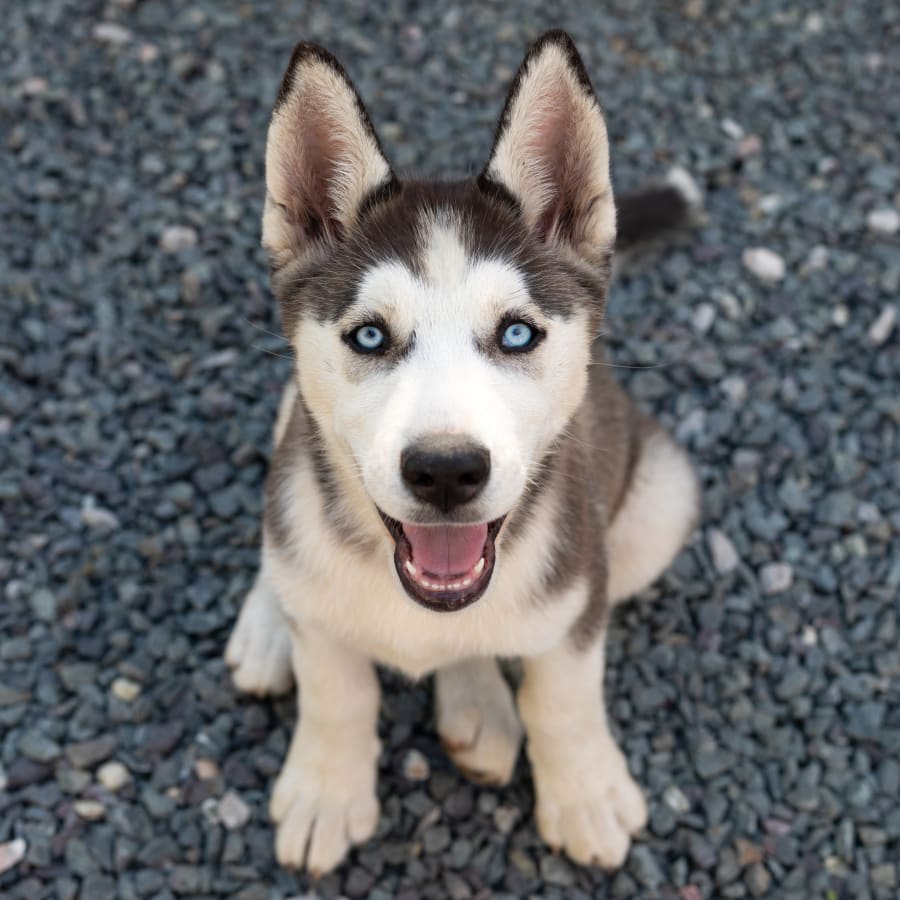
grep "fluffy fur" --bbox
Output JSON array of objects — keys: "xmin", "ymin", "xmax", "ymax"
[{"xmin": 225, "ymin": 30, "xmax": 699, "ymax": 875}]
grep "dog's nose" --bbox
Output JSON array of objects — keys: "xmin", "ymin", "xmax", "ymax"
[{"xmin": 401, "ymin": 442, "xmax": 491, "ymax": 512}]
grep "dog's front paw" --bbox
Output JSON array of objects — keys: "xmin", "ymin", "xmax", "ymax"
[
  {"xmin": 436, "ymin": 659, "xmax": 523, "ymax": 785},
  {"xmin": 529, "ymin": 733, "xmax": 647, "ymax": 869},
  {"xmin": 270, "ymin": 730, "xmax": 380, "ymax": 875},
  {"xmin": 225, "ymin": 577, "xmax": 294, "ymax": 696}
]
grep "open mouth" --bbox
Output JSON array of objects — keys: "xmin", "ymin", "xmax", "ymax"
[{"xmin": 379, "ymin": 512, "xmax": 504, "ymax": 612}]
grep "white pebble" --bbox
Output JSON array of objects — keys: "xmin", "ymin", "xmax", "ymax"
[
  {"xmin": 111, "ymin": 677, "xmax": 141, "ymax": 701},
  {"xmin": 805, "ymin": 245, "xmax": 829, "ymax": 272},
  {"xmin": 92, "ymin": 23, "xmax": 132, "ymax": 44},
  {"xmin": 865, "ymin": 52, "xmax": 883, "ymax": 73},
  {"xmin": 869, "ymin": 306, "xmax": 896, "ymax": 346},
  {"xmin": 721, "ymin": 118, "xmax": 744, "ymax": 140},
  {"xmin": 97, "ymin": 761, "xmax": 130, "ymax": 791},
  {"xmin": 663, "ymin": 784, "xmax": 691, "ymax": 813},
  {"xmin": 138, "ymin": 43, "xmax": 160, "ymax": 64},
  {"xmin": 757, "ymin": 194, "xmax": 782, "ymax": 215},
  {"xmin": 720, "ymin": 375, "xmax": 747, "ymax": 404},
  {"xmin": 0, "ymin": 838, "xmax": 27, "ymax": 875},
  {"xmin": 760, "ymin": 562, "xmax": 794, "ymax": 595},
  {"xmin": 742, "ymin": 247, "xmax": 786, "ymax": 283},
  {"xmin": 160, "ymin": 225, "xmax": 199, "ymax": 253},
  {"xmin": 867, "ymin": 208, "xmax": 899, "ymax": 234},
  {"xmin": 81, "ymin": 497, "xmax": 120, "ymax": 530},
  {"xmin": 692, "ymin": 303, "xmax": 716, "ymax": 335},
  {"xmin": 74, "ymin": 800, "xmax": 106, "ymax": 821},
  {"xmin": 218, "ymin": 790, "xmax": 251, "ymax": 830},
  {"xmin": 194, "ymin": 758, "xmax": 220, "ymax": 780},
  {"xmin": 401, "ymin": 748, "xmax": 430, "ymax": 782},
  {"xmin": 735, "ymin": 135, "xmax": 762, "ymax": 159},
  {"xmin": 713, "ymin": 288, "xmax": 742, "ymax": 320},
  {"xmin": 804, "ymin": 12, "xmax": 824, "ymax": 32},
  {"xmin": 707, "ymin": 528, "xmax": 740, "ymax": 574},
  {"xmin": 832, "ymin": 305, "xmax": 849, "ymax": 327},
  {"xmin": 857, "ymin": 502, "xmax": 881, "ymax": 523},
  {"xmin": 20, "ymin": 76, "xmax": 49, "ymax": 96}
]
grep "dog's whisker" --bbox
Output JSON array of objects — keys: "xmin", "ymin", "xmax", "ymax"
[
  {"xmin": 251, "ymin": 344, "xmax": 295, "ymax": 362},
  {"xmin": 588, "ymin": 359, "xmax": 672, "ymax": 370},
  {"xmin": 242, "ymin": 316, "xmax": 291, "ymax": 343}
]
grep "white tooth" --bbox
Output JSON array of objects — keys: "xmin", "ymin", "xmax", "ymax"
[
  {"xmin": 473, "ymin": 558, "xmax": 485, "ymax": 577},
  {"xmin": 405, "ymin": 560, "xmax": 418, "ymax": 576}
]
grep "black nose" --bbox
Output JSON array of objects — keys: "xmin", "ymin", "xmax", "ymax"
[{"xmin": 401, "ymin": 442, "xmax": 491, "ymax": 512}]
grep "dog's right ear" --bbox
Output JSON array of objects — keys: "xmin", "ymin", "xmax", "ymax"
[
  {"xmin": 479, "ymin": 31, "xmax": 615, "ymax": 265},
  {"xmin": 262, "ymin": 43, "xmax": 397, "ymax": 270}
]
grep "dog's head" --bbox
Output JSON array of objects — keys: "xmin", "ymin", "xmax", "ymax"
[{"xmin": 263, "ymin": 32, "xmax": 616, "ymax": 612}]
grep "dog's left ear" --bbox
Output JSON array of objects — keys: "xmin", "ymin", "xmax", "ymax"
[
  {"xmin": 479, "ymin": 31, "xmax": 615, "ymax": 264},
  {"xmin": 262, "ymin": 43, "xmax": 397, "ymax": 271}
]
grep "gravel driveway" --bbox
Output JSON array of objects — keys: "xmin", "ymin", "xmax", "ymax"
[{"xmin": 1, "ymin": 1, "xmax": 898, "ymax": 898}]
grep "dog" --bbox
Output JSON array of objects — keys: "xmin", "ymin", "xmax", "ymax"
[{"xmin": 225, "ymin": 30, "xmax": 699, "ymax": 875}]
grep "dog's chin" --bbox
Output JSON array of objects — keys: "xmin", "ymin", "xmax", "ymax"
[{"xmin": 378, "ymin": 512, "xmax": 505, "ymax": 612}]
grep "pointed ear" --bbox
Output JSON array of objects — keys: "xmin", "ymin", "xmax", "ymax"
[
  {"xmin": 479, "ymin": 31, "xmax": 615, "ymax": 263},
  {"xmin": 262, "ymin": 43, "xmax": 397, "ymax": 269}
]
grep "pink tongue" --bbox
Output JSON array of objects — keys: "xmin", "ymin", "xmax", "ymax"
[{"xmin": 402, "ymin": 523, "xmax": 488, "ymax": 577}]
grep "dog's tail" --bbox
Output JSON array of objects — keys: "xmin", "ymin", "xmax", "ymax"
[{"xmin": 615, "ymin": 167, "xmax": 702, "ymax": 252}]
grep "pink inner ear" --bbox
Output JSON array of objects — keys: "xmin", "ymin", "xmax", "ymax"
[
  {"xmin": 281, "ymin": 97, "xmax": 345, "ymax": 245},
  {"xmin": 528, "ymin": 82, "xmax": 579, "ymax": 241}
]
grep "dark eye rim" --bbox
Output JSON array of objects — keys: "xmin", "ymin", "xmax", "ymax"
[
  {"xmin": 343, "ymin": 316, "xmax": 391, "ymax": 355},
  {"xmin": 496, "ymin": 314, "xmax": 545, "ymax": 354}
]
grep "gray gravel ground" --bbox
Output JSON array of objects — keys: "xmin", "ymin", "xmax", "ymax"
[{"xmin": 2, "ymin": 1, "xmax": 899, "ymax": 898}]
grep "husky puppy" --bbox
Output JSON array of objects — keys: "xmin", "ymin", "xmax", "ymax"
[{"xmin": 225, "ymin": 30, "xmax": 699, "ymax": 875}]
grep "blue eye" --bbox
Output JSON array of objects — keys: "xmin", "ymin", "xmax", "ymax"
[
  {"xmin": 501, "ymin": 321, "xmax": 534, "ymax": 351},
  {"xmin": 352, "ymin": 324, "xmax": 386, "ymax": 352}
]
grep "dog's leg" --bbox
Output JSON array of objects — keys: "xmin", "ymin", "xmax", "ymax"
[
  {"xmin": 607, "ymin": 429, "xmax": 698, "ymax": 604},
  {"xmin": 271, "ymin": 623, "xmax": 381, "ymax": 875},
  {"xmin": 225, "ymin": 381, "xmax": 299, "ymax": 694},
  {"xmin": 518, "ymin": 634, "xmax": 647, "ymax": 868},
  {"xmin": 435, "ymin": 658, "xmax": 523, "ymax": 785},
  {"xmin": 225, "ymin": 565, "xmax": 293, "ymax": 696}
]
